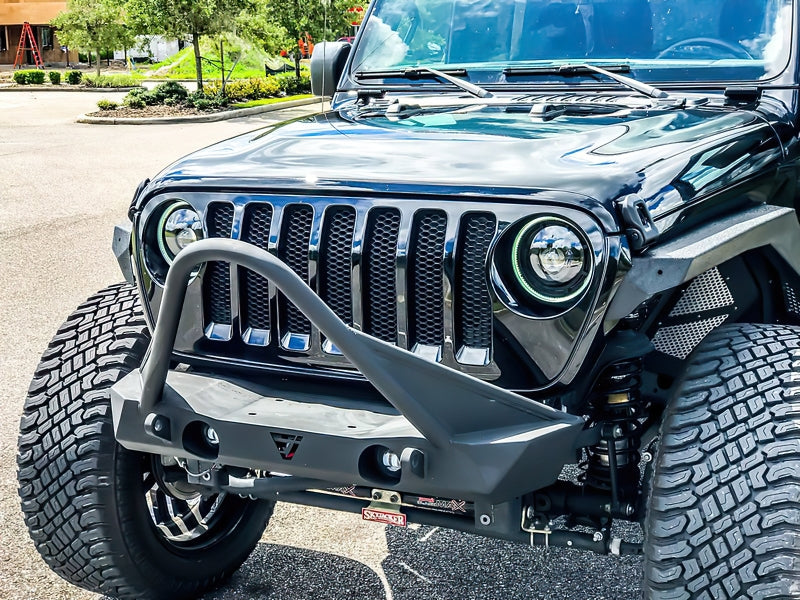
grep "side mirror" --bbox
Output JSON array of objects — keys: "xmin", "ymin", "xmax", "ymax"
[{"xmin": 310, "ymin": 42, "xmax": 351, "ymax": 97}]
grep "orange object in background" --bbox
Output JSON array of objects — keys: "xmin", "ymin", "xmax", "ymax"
[
  {"xmin": 297, "ymin": 32, "xmax": 314, "ymax": 59},
  {"xmin": 13, "ymin": 22, "xmax": 43, "ymax": 69}
]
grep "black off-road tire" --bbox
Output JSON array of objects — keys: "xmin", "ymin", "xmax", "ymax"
[
  {"xmin": 644, "ymin": 324, "xmax": 800, "ymax": 599},
  {"xmin": 18, "ymin": 283, "xmax": 274, "ymax": 600}
]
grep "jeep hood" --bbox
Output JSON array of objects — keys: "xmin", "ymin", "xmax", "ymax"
[{"xmin": 148, "ymin": 100, "xmax": 783, "ymax": 220}]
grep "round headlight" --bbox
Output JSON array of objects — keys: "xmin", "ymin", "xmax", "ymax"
[
  {"xmin": 157, "ymin": 203, "xmax": 203, "ymax": 263},
  {"xmin": 511, "ymin": 217, "xmax": 592, "ymax": 304}
]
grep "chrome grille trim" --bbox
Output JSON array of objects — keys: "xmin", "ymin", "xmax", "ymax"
[
  {"xmin": 199, "ymin": 199, "xmax": 502, "ymax": 378},
  {"xmin": 203, "ymin": 202, "xmax": 235, "ymax": 340}
]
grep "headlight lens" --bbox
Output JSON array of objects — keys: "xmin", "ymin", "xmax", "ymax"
[
  {"xmin": 511, "ymin": 217, "xmax": 591, "ymax": 304},
  {"xmin": 157, "ymin": 203, "xmax": 203, "ymax": 263}
]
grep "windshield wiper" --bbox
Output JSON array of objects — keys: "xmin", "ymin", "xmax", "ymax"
[
  {"xmin": 504, "ymin": 63, "xmax": 669, "ymax": 100},
  {"xmin": 355, "ymin": 66, "xmax": 493, "ymax": 99}
]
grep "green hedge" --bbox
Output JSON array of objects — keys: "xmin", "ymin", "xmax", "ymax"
[
  {"xmin": 13, "ymin": 70, "xmax": 46, "ymax": 85},
  {"xmin": 48, "ymin": 71, "xmax": 61, "ymax": 85},
  {"xmin": 65, "ymin": 70, "xmax": 82, "ymax": 85},
  {"xmin": 202, "ymin": 73, "xmax": 311, "ymax": 102},
  {"xmin": 81, "ymin": 73, "xmax": 142, "ymax": 88}
]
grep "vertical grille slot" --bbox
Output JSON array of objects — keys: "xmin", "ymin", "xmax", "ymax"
[
  {"xmin": 319, "ymin": 206, "xmax": 356, "ymax": 326},
  {"xmin": 408, "ymin": 210, "xmax": 447, "ymax": 349},
  {"xmin": 363, "ymin": 208, "xmax": 401, "ymax": 343},
  {"xmin": 240, "ymin": 204, "xmax": 273, "ymax": 343},
  {"xmin": 455, "ymin": 213, "xmax": 496, "ymax": 360},
  {"xmin": 278, "ymin": 204, "xmax": 314, "ymax": 348},
  {"xmin": 203, "ymin": 203, "xmax": 234, "ymax": 335}
]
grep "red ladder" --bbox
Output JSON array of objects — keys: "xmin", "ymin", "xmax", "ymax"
[{"xmin": 14, "ymin": 22, "xmax": 44, "ymax": 69}]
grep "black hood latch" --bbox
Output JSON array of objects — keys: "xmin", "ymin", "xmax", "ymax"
[{"xmin": 617, "ymin": 194, "xmax": 658, "ymax": 251}]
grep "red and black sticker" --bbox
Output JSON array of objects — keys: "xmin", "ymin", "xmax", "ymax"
[
  {"xmin": 362, "ymin": 507, "xmax": 408, "ymax": 527},
  {"xmin": 411, "ymin": 495, "xmax": 469, "ymax": 513}
]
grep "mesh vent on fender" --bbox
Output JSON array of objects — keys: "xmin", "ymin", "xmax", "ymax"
[{"xmin": 652, "ymin": 266, "xmax": 736, "ymax": 360}]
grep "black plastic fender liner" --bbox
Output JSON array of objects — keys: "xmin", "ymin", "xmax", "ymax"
[{"xmin": 117, "ymin": 238, "xmax": 586, "ymax": 501}]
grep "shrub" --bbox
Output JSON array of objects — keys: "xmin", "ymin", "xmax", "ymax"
[
  {"xmin": 203, "ymin": 80, "xmax": 223, "ymax": 96},
  {"xmin": 255, "ymin": 77, "xmax": 282, "ymax": 97},
  {"xmin": 65, "ymin": 70, "xmax": 82, "ymax": 85},
  {"xmin": 81, "ymin": 74, "xmax": 142, "ymax": 88},
  {"xmin": 204, "ymin": 77, "xmax": 285, "ymax": 102},
  {"xmin": 123, "ymin": 90, "xmax": 146, "ymax": 109},
  {"xmin": 222, "ymin": 78, "xmax": 256, "ymax": 102},
  {"xmin": 96, "ymin": 99, "xmax": 119, "ymax": 111},
  {"xmin": 13, "ymin": 69, "xmax": 45, "ymax": 85},
  {"xmin": 148, "ymin": 80, "xmax": 188, "ymax": 103},
  {"xmin": 48, "ymin": 71, "xmax": 61, "ymax": 85},
  {"xmin": 123, "ymin": 87, "xmax": 159, "ymax": 106},
  {"xmin": 186, "ymin": 91, "xmax": 227, "ymax": 110},
  {"xmin": 192, "ymin": 98, "xmax": 214, "ymax": 110},
  {"xmin": 275, "ymin": 73, "xmax": 311, "ymax": 95}
]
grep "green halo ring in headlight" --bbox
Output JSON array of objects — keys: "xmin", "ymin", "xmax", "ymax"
[
  {"xmin": 511, "ymin": 216, "xmax": 592, "ymax": 304},
  {"xmin": 156, "ymin": 201, "xmax": 203, "ymax": 264}
]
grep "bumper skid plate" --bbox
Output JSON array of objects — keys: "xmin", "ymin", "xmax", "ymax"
[{"xmin": 111, "ymin": 239, "xmax": 585, "ymax": 503}]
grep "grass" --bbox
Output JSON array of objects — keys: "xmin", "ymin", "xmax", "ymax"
[
  {"xmin": 144, "ymin": 42, "xmax": 292, "ymax": 81},
  {"xmin": 232, "ymin": 94, "xmax": 314, "ymax": 108}
]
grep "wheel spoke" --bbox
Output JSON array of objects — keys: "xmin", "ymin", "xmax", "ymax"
[{"xmin": 144, "ymin": 470, "xmax": 231, "ymax": 543}]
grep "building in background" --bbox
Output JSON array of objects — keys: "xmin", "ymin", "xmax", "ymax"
[
  {"xmin": 114, "ymin": 37, "xmax": 182, "ymax": 65},
  {"xmin": 0, "ymin": 1, "xmax": 76, "ymax": 66}
]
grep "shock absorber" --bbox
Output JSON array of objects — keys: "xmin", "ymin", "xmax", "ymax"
[{"xmin": 584, "ymin": 357, "xmax": 648, "ymax": 510}]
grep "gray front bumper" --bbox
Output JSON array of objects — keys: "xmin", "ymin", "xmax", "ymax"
[{"xmin": 111, "ymin": 238, "xmax": 587, "ymax": 503}]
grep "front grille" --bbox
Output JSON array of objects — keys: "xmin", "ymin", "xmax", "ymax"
[
  {"xmin": 203, "ymin": 203, "xmax": 235, "ymax": 327},
  {"xmin": 456, "ymin": 214, "xmax": 496, "ymax": 350},
  {"xmin": 278, "ymin": 205, "xmax": 314, "ymax": 341},
  {"xmin": 200, "ymin": 201, "xmax": 497, "ymax": 372},
  {"xmin": 363, "ymin": 209, "xmax": 401, "ymax": 343},
  {"xmin": 319, "ymin": 207, "xmax": 356, "ymax": 325},
  {"xmin": 240, "ymin": 205, "xmax": 273, "ymax": 333},
  {"xmin": 409, "ymin": 211, "xmax": 447, "ymax": 347}
]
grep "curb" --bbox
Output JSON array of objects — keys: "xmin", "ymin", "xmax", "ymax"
[
  {"xmin": 76, "ymin": 96, "xmax": 322, "ymax": 125},
  {"xmin": 0, "ymin": 85, "xmax": 139, "ymax": 93}
]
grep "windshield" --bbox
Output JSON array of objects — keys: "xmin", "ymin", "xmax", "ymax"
[{"xmin": 350, "ymin": 0, "xmax": 793, "ymax": 84}]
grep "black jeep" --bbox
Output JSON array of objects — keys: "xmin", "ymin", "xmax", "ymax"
[{"xmin": 18, "ymin": 0, "xmax": 800, "ymax": 598}]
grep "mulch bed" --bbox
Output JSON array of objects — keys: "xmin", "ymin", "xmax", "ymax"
[{"xmin": 86, "ymin": 105, "xmax": 233, "ymax": 118}]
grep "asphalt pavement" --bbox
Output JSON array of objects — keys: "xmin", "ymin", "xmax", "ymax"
[{"xmin": 0, "ymin": 90, "xmax": 644, "ymax": 600}]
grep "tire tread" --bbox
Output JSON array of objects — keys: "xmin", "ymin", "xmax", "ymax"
[
  {"xmin": 17, "ymin": 283, "xmax": 271, "ymax": 599},
  {"xmin": 644, "ymin": 324, "xmax": 800, "ymax": 600}
]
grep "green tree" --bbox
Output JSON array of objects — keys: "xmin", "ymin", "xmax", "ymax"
[
  {"xmin": 237, "ymin": 1, "xmax": 292, "ymax": 56},
  {"xmin": 126, "ymin": 0, "xmax": 251, "ymax": 89},
  {"xmin": 52, "ymin": 0, "xmax": 134, "ymax": 75},
  {"xmin": 239, "ymin": 0, "xmax": 367, "ymax": 76}
]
